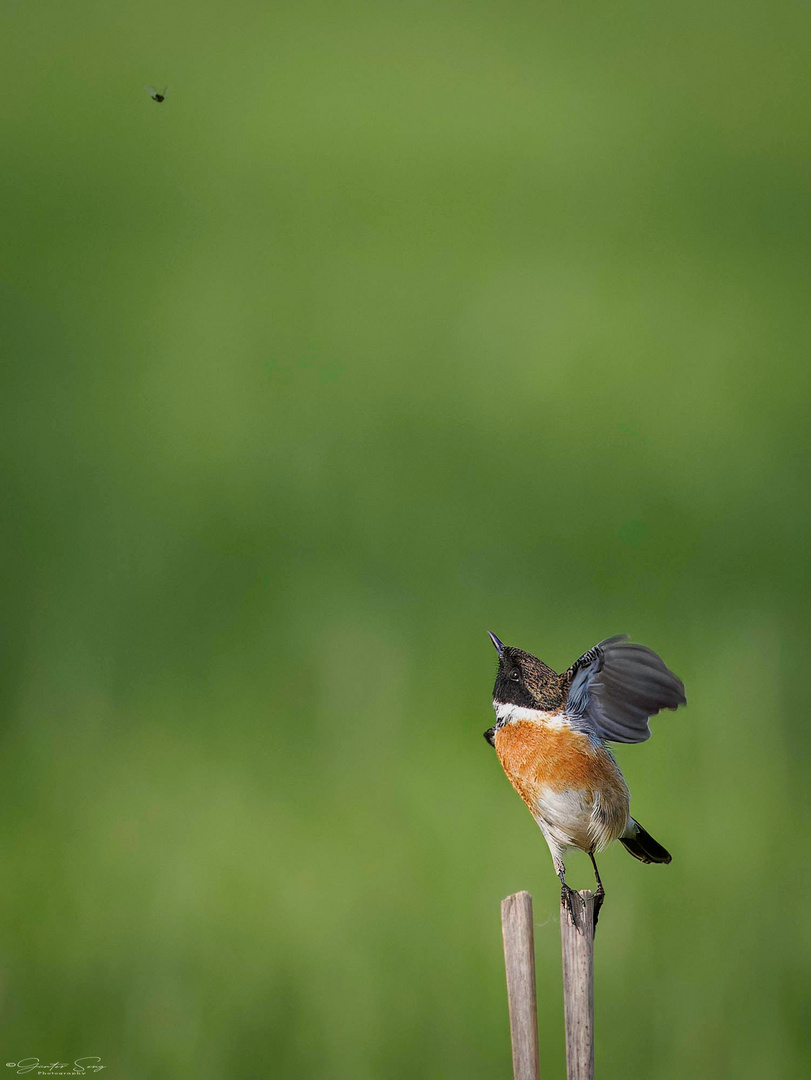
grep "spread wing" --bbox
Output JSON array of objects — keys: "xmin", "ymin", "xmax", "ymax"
[{"xmin": 565, "ymin": 635, "xmax": 686, "ymax": 743}]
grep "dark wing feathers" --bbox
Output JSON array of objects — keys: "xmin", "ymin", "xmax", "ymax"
[{"xmin": 566, "ymin": 636, "xmax": 686, "ymax": 743}]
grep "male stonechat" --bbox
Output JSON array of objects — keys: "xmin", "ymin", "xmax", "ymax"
[{"xmin": 485, "ymin": 633, "xmax": 686, "ymax": 917}]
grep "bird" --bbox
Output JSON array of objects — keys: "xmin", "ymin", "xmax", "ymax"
[
  {"xmin": 146, "ymin": 85, "xmax": 168, "ymax": 103},
  {"xmin": 484, "ymin": 631, "xmax": 685, "ymax": 921}
]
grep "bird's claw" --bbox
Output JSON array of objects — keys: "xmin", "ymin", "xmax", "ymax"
[
  {"xmin": 593, "ymin": 885, "xmax": 605, "ymax": 932},
  {"xmin": 560, "ymin": 882, "xmax": 579, "ymax": 926},
  {"xmin": 561, "ymin": 881, "xmax": 604, "ymax": 935}
]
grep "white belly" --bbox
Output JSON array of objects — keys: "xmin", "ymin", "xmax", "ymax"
[{"xmin": 534, "ymin": 785, "xmax": 628, "ymax": 854}]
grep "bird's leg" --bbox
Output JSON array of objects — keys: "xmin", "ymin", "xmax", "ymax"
[
  {"xmin": 588, "ymin": 852, "xmax": 605, "ymax": 929},
  {"xmin": 588, "ymin": 851, "xmax": 605, "ymax": 896},
  {"xmin": 554, "ymin": 857, "xmax": 577, "ymax": 924}
]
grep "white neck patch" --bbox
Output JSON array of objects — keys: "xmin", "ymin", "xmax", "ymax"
[{"xmin": 493, "ymin": 701, "xmax": 566, "ymax": 727}]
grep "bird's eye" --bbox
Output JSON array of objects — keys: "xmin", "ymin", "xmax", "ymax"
[{"xmin": 510, "ymin": 669, "xmax": 521, "ymax": 681}]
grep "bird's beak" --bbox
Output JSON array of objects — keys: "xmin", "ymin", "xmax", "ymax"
[{"xmin": 488, "ymin": 631, "xmax": 504, "ymax": 656}]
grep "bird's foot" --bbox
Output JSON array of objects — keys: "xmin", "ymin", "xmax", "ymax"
[
  {"xmin": 560, "ymin": 881, "xmax": 579, "ymax": 926},
  {"xmin": 593, "ymin": 884, "xmax": 605, "ymax": 933},
  {"xmin": 560, "ymin": 878, "xmax": 603, "ymax": 936}
]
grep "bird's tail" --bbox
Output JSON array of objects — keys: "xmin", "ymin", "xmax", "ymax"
[{"xmin": 620, "ymin": 818, "xmax": 671, "ymax": 864}]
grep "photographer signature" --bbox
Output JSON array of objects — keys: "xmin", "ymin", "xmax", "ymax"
[{"xmin": 6, "ymin": 1061, "xmax": 105, "ymax": 1075}]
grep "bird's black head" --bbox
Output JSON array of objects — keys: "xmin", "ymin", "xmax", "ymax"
[{"xmin": 488, "ymin": 631, "xmax": 564, "ymax": 711}]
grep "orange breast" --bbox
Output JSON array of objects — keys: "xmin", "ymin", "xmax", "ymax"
[{"xmin": 494, "ymin": 719, "xmax": 626, "ymax": 812}]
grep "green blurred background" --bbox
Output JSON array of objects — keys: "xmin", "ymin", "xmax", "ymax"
[{"xmin": 1, "ymin": 1, "xmax": 810, "ymax": 1076}]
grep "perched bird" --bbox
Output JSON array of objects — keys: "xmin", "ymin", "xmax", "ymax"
[
  {"xmin": 146, "ymin": 85, "xmax": 168, "ymax": 103},
  {"xmin": 484, "ymin": 632, "xmax": 685, "ymax": 916}
]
